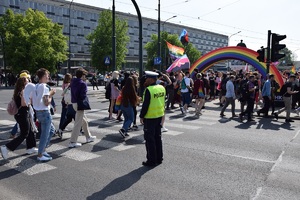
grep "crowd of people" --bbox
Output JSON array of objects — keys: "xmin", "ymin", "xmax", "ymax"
[{"xmin": 1, "ymin": 67, "xmax": 299, "ymax": 167}]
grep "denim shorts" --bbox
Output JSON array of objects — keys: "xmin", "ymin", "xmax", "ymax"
[{"xmin": 181, "ymin": 92, "xmax": 191, "ymax": 106}]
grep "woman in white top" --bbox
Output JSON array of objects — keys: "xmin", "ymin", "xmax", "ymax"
[{"xmin": 109, "ymin": 71, "xmax": 121, "ymax": 119}]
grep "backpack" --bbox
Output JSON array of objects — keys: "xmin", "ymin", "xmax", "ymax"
[
  {"xmin": 221, "ymin": 78, "xmax": 228, "ymax": 91},
  {"xmin": 7, "ymin": 98, "xmax": 19, "ymax": 115},
  {"xmin": 105, "ymin": 82, "xmax": 111, "ymax": 99}
]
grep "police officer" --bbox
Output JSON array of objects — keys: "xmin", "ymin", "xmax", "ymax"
[{"xmin": 140, "ymin": 71, "xmax": 166, "ymax": 167}]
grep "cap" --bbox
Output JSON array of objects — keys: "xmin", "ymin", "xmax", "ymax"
[
  {"xmin": 145, "ymin": 71, "xmax": 159, "ymax": 79},
  {"xmin": 19, "ymin": 72, "xmax": 30, "ymax": 79}
]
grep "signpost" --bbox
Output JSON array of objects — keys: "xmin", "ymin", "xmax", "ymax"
[
  {"xmin": 104, "ymin": 56, "xmax": 111, "ymax": 66},
  {"xmin": 154, "ymin": 57, "xmax": 161, "ymax": 66}
]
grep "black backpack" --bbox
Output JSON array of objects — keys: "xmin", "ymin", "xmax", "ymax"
[
  {"xmin": 221, "ymin": 78, "xmax": 228, "ymax": 91},
  {"xmin": 105, "ymin": 82, "xmax": 111, "ymax": 99}
]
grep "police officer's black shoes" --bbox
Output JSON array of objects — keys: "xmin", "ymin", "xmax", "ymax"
[{"xmin": 142, "ymin": 161, "xmax": 157, "ymax": 167}]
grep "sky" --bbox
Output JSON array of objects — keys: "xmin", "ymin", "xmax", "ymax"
[{"xmin": 69, "ymin": 0, "xmax": 300, "ymax": 60}]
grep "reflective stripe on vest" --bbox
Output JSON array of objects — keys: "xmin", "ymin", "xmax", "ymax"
[{"xmin": 144, "ymin": 85, "xmax": 165, "ymax": 119}]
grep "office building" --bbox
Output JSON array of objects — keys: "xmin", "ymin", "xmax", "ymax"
[{"xmin": 0, "ymin": 0, "xmax": 228, "ymax": 72}]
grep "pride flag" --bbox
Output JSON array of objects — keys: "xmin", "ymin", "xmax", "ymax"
[
  {"xmin": 166, "ymin": 54, "xmax": 190, "ymax": 73},
  {"xmin": 290, "ymin": 65, "xmax": 296, "ymax": 74},
  {"xmin": 179, "ymin": 29, "xmax": 189, "ymax": 45},
  {"xmin": 166, "ymin": 41, "xmax": 184, "ymax": 60}
]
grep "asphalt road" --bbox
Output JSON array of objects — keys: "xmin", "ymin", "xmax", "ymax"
[{"xmin": 0, "ymin": 85, "xmax": 299, "ymax": 200}]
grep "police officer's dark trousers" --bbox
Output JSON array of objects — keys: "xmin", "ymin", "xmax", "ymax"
[{"xmin": 143, "ymin": 117, "xmax": 163, "ymax": 164}]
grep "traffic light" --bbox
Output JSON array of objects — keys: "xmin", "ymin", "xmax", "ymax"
[
  {"xmin": 257, "ymin": 47, "xmax": 265, "ymax": 62},
  {"xmin": 271, "ymin": 33, "xmax": 286, "ymax": 62}
]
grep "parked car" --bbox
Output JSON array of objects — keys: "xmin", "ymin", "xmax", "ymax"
[
  {"xmin": 97, "ymin": 74, "xmax": 105, "ymax": 86},
  {"xmin": 57, "ymin": 74, "xmax": 64, "ymax": 80},
  {"xmin": 86, "ymin": 73, "xmax": 95, "ymax": 81}
]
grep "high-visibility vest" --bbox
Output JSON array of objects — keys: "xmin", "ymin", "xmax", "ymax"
[{"xmin": 144, "ymin": 85, "xmax": 165, "ymax": 119}]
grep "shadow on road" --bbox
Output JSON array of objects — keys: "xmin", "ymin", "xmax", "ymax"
[{"xmin": 86, "ymin": 166, "xmax": 151, "ymax": 200}]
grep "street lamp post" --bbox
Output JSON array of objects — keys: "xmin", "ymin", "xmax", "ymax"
[
  {"xmin": 162, "ymin": 15, "xmax": 177, "ymax": 31},
  {"xmin": 162, "ymin": 15, "xmax": 177, "ymax": 68},
  {"xmin": 0, "ymin": 36, "xmax": 7, "ymax": 87},
  {"xmin": 157, "ymin": 0, "xmax": 161, "ymax": 71},
  {"xmin": 131, "ymin": 0, "xmax": 143, "ymax": 96},
  {"xmin": 112, "ymin": 0, "xmax": 116, "ymax": 71},
  {"xmin": 227, "ymin": 31, "xmax": 241, "ymax": 71},
  {"xmin": 68, "ymin": 0, "xmax": 74, "ymax": 73}
]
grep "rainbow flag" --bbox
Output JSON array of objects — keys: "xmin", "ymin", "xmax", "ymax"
[
  {"xmin": 290, "ymin": 65, "xmax": 296, "ymax": 74},
  {"xmin": 166, "ymin": 41, "xmax": 184, "ymax": 60}
]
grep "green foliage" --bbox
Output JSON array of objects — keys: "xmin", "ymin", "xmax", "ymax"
[
  {"xmin": 279, "ymin": 47, "xmax": 293, "ymax": 65},
  {"xmin": 144, "ymin": 31, "xmax": 201, "ymax": 70},
  {"xmin": 86, "ymin": 10, "xmax": 129, "ymax": 72},
  {"xmin": 0, "ymin": 9, "xmax": 68, "ymax": 74}
]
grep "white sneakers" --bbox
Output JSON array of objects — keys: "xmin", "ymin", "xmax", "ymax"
[
  {"xmin": 86, "ymin": 136, "xmax": 96, "ymax": 143},
  {"xmin": 37, "ymin": 155, "xmax": 52, "ymax": 162},
  {"xmin": 69, "ymin": 135, "xmax": 96, "ymax": 148},
  {"xmin": 68, "ymin": 142, "xmax": 82, "ymax": 148},
  {"xmin": 1, "ymin": 145, "xmax": 8, "ymax": 159},
  {"xmin": 26, "ymin": 147, "xmax": 38, "ymax": 155},
  {"xmin": 161, "ymin": 126, "xmax": 168, "ymax": 132}
]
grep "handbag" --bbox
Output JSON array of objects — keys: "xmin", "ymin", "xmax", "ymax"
[{"xmin": 77, "ymin": 96, "xmax": 91, "ymax": 110}]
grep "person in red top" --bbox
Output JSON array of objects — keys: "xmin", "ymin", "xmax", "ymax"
[{"xmin": 192, "ymin": 73, "xmax": 205, "ymax": 118}]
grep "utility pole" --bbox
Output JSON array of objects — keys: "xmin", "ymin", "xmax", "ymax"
[
  {"xmin": 112, "ymin": 0, "xmax": 116, "ymax": 71},
  {"xmin": 157, "ymin": 0, "xmax": 161, "ymax": 71},
  {"xmin": 266, "ymin": 30, "xmax": 271, "ymax": 74}
]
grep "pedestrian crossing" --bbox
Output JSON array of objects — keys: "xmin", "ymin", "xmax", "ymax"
[{"xmin": 0, "ymin": 106, "xmax": 221, "ymax": 176}]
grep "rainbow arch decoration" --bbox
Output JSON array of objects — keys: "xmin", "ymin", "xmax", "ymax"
[{"xmin": 189, "ymin": 46, "xmax": 284, "ymax": 88}]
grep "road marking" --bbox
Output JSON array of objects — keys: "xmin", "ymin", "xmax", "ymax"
[
  {"xmin": 270, "ymin": 150, "xmax": 285, "ymax": 172},
  {"xmin": 251, "ymin": 187, "xmax": 263, "ymax": 200},
  {"xmin": 218, "ymin": 152, "xmax": 276, "ymax": 164},
  {"xmin": 3, "ymin": 152, "xmax": 56, "ymax": 175},
  {"xmin": 111, "ymin": 143, "xmax": 136, "ymax": 151},
  {"xmin": 0, "ymin": 120, "xmax": 16, "ymax": 126},
  {"xmin": 47, "ymin": 144, "xmax": 101, "ymax": 161}
]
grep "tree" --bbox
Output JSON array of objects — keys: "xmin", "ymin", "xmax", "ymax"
[
  {"xmin": 279, "ymin": 47, "xmax": 293, "ymax": 66},
  {"xmin": 86, "ymin": 10, "xmax": 129, "ymax": 72},
  {"xmin": 0, "ymin": 9, "xmax": 68, "ymax": 74},
  {"xmin": 144, "ymin": 31, "xmax": 201, "ymax": 70}
]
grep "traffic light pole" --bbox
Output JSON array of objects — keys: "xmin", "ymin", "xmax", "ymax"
[{"xmin": 266, "ymin": 30, "xmax": 271, "ymax": 74}]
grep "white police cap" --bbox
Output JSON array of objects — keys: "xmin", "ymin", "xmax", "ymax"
[{"xmin": 145, "ymin": 71, "xmax": 159, "ymax": 79}]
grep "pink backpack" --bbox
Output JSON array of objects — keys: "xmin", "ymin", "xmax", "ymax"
[{"xmin": 7, "ymin": 98, "xmax": 19, "ymax": 115}]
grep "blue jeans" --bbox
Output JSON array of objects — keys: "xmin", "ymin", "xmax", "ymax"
[
  {"xmin": 121, "ymin": 104, "xmax": 134, "ymax": 132},
  {"xmin": 36, "ymin": 110, "xmax": 52, "ymax": 154},
  {"xmin": 11, "ymin": 123, "xmax": 18, "ymax": 135},
  {"xmin": 46, "ymin": 123, "xmax": 56, "ymax": 147}
]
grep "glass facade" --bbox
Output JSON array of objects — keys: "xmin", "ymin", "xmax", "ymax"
[{"xmin": 0, "ymin": 0, "xmax": 228, "ymax": 71}]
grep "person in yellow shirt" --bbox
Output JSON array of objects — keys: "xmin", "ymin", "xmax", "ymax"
[{"xmin": 140, "ymin": 71, "xmax": 166, "ymax": 167}]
